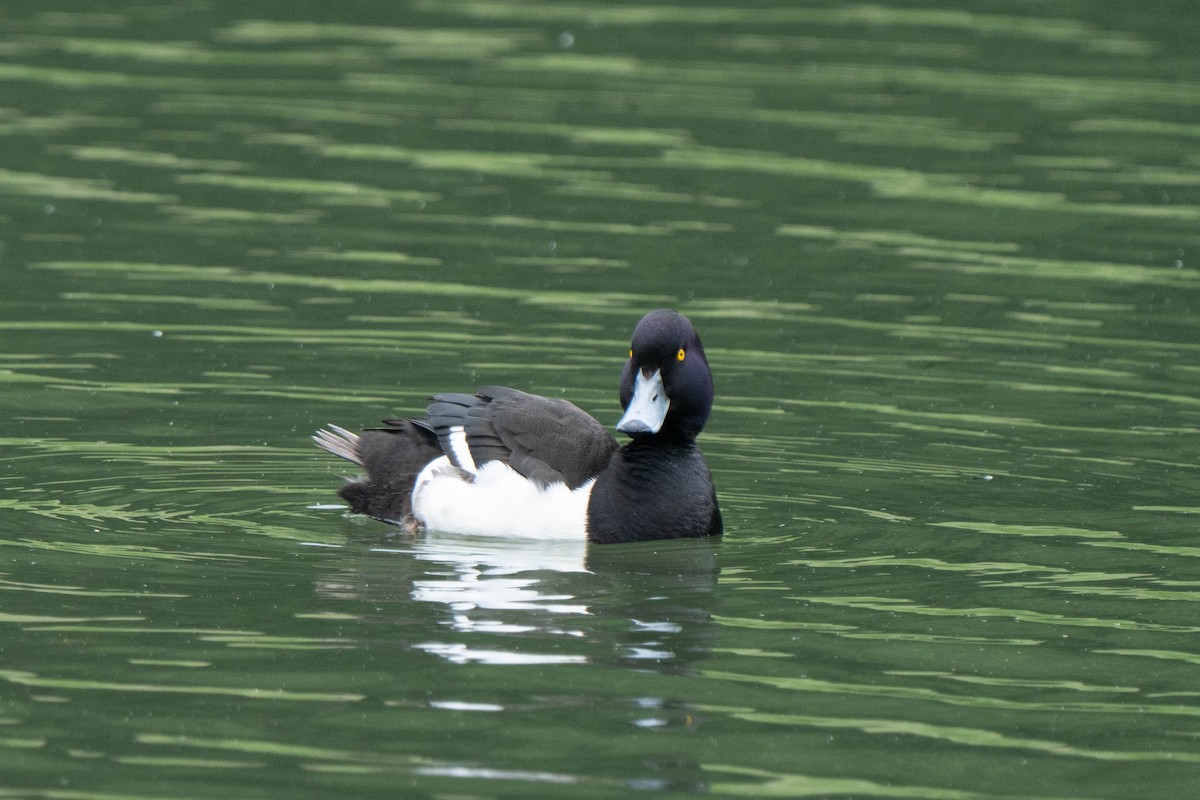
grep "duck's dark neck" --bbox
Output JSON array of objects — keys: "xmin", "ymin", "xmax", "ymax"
[{"xmin": 586, "ymin": 437, "xmax": 722, "ymax": 544}]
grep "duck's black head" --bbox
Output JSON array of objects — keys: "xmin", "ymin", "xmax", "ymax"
[{"xmin": 617, "ymin": 309, "xmax": 714, "ymax": 441}]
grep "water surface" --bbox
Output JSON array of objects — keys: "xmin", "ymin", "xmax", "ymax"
[{"xmin": 2, "ymin": 2, "xmax": 1200, "ymax": 798}]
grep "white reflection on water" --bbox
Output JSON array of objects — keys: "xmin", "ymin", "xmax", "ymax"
[
  {"xmin": 319, "ymin": 528, "xmax": 719, "ymax": 668},
  {"xmin": 401, "ymin": 530, "xmax": 588, "ymax": 574},
  {"xmin": 388, "ymin": 531, "xmax": 591, "ymax": 665},
  {"xmin": 416, "ymin": 765, "xmax": 578, "ymax": 784},
  {"xmin": 415, "ymin": 642, "xmax": 587, "ymax": 665},
  {"xmin": 428, "ymin": 700, "xmax": 505, "ymax": 712}
]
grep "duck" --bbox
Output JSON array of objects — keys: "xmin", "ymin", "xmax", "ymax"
[{"xmin": 314, "ymin": 308, "xmax": 722, "ymax": 543}]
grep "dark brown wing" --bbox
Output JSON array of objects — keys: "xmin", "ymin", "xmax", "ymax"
[{"xmin": 426, "ymin": 386, "xmax": 617, "ymax": 488}]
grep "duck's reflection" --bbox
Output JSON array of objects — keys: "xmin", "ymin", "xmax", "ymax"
[
  {"xmin": 582, "ymin": 538, "xmax": 721, "ymax": 671},
  {"xmin": 315, "ymin": 526, "xmax": 720, "ymax": 669}
]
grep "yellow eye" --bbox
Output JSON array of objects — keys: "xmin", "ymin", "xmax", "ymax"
[
  {"xmin": 628, "ymin": 348, "xmax": 633, "ymax": 358},
  {"xmin": 676, "ymin": 348, "xmax": 686, "ymax": 362}
]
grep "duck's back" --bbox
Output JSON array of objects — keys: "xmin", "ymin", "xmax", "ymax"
[{"xmin": 428, "ymin": 386, "xmax": 617, "ymax": 488}]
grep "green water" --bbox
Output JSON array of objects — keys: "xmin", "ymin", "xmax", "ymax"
[{"xmin": 2, "ymin": 1, "xmax": 1200, "ymax": 797}]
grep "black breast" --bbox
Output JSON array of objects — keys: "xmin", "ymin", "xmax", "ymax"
[{"xmin": 585, "ymin": 440, "xmax": 722, "ymax": 544}]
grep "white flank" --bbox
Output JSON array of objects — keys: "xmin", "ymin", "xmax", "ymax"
[{"xmin": 412, "ymin": 456, "xmax": 592, "ymax": 539}]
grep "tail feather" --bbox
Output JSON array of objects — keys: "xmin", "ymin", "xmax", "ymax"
[
  {"xmin": 313, "ymin": 425, "xmax": 363, "ymax": 466},
  {"xmin": 313, "ymin": 419, "xmax": 443, "ymax": 527}
]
